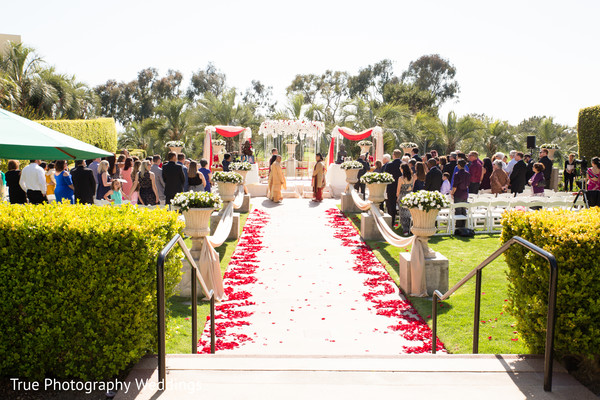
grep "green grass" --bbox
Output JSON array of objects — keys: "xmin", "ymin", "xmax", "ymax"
[
  {"xmin": 165, "ymin": 210, "xmax": 250, "ymax": 354},
  {"xmin": 343, "ymin": 211, "xmax": 528, "ymax": 355}
]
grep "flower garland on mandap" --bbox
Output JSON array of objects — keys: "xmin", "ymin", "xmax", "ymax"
[{"xmin": 258, "ymin": 120, "xmax": 325, "ymax": 140}]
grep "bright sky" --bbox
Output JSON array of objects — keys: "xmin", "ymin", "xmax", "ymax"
[{"xmin": 3, "ymin": 0, "xmax": 599, "ymax": 127}]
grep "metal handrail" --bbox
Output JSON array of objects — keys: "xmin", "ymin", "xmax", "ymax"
[
  {"xmin": 156, "ymin": 234, "xmax": 215, "ymax": 390},
  {"xmin": 431, "ymin": 236, "xmax": 558, "ymax": 392}
]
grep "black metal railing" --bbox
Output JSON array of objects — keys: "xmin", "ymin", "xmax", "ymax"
[
  {"xmin": 156, "ymin": 234, "xmax": 215, "ymax": 389},
  {"xmin": 431, "ymin": 236, "xmax": 558, "ymax": 392}
]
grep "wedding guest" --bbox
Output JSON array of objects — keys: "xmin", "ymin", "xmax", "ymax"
[
  {"xmin": 121, "ymin": 157, "xmax": 134, "ymax": 196},
  {"xmin": 312, "ymin": 153, "xmax": 326, "ymax": 202},
  {"xmin": 336, "ymin": 144, "xmax": 347, "ymax": 164},
  {"xmin": 88, "ymin": 158, "xmax": 100, "ymax": 184},
  {"xmin": 468, "ymin": 151, "xmax": 483, "ymax": 194},
  {"xmin": 106, "ymin": 155, "xmax": 120, "ymax": 179},
  {"xmin": 187, "ymin": 160, "xmax": 206, "ymax": 192},
  {"xmin": 163, "ymin": 152, "xmax": 185, "ymax": 205},
  {"xmin": 451, "ymin": 159, "xmax": 470, "ymax": 227},
  {"xmin": 177, "ymin": 153, "xmax": 189, "ymax": 191},
  {"xmin": 563, "ymin": 153, "xmax": 577, "ymax": 192},
  {"xmin": 71, "ymin": 160, "xmax": 96, "ymax": 204},
  {"xmin": 509, "ymin": 152, "xmax": 528, "ymax": 195},
  {"xmin": 424, "ymin": 158, "xmax": 442, "ymax": 192},
  {"xmin": 441, "ymin": 172, "xmax": 451, "ymax": 195},
  {"xmin": 199, "ymin": 159, "xmax": 212, "ymax": 192},
  {"xmin": 355, "ymin": 154, "xmax": 370, "ymax": 199},
  {"xmin": 383, "ymin": 149, "xmax": 402, "ymax": 226},
  {"xmin": 374, "ymin": 160, "xmax": 383, "ymax": 173},
  {"xmin": 490, "ymin": 160, "xmax": 509, "ymax": 195},
  {"xmin": 539, "ymin": 149, "xmax": 553, "ymax": 187},
  {"xmin": 529, "ymin": 163, "xmax": 546, "ymax": 196},
  {"xmin": 411, "ymin": 148, "xmax": 422, "ymax": 162},
  {"xmin": 5, "ymin": 160, "xmax": 27, "ymax": 204},
  {"xmin": 443, "ymin": 153, "xmax": 457, "ymax": 175},
  {"xmin": 96, "ymin": 160, "xmax": 112, "ymax": 200},
  {"xmin": 0, "ymin": 169, "xmax": 5, "ymax": 201},
  {"xmin": 131, "ymin": 160, "xmax": 159, "ymax": 205},
  {"xmin": 53, "ymin": 160, "xmax": 75, "ymax": 204},
  {"xmin": 480, "ymin": 157, "xmax": 493, "ymax": 191},
  {"xmin": 505, "ymin": 150, "xmax": 518, "ymax": 175},
  {"xmin": 494, "ymin": 152, "xmax": 507, "ymax": 171},
  {"xmin": 524, "ymin": 154, "xmax": 535, "ymax": 182},
  {"xmin": 222, "ymin": 153, "xmax": 232, "ymax": 172},
  {"xmin": 19, "ymin": 160, "xmax": 46, "ymax": 204},
  {"xmin": 413, "ymin": 161, "xmax": 426, "ymax": 191},
  {"xmin": 104, "ymin": 180, "xmax": 128, "ymax": 205},
  {"xmin": 129, "ymin": 160, "xmax": 142, "ymax": 204},
  {"xmin": 439, "ymin": 156, "xmax": 448, "ymax": 172},
  {"xmin": 151, "ymin": 155, "xmax": 166, "ymax": 203},
  {"xmin": 586, "ymin": 157, "xmax": 600, "ymax": 207},
  {"xmin": 396, "ymin": 163, "xmax": 415, "ymax": 235},
  {"xmin": 44, "ymin": 162, "xmax": 56, "ymax": 196},
  {"xmin": 268, "ymin": 155, "xmax": 286, "ymax": 203}
]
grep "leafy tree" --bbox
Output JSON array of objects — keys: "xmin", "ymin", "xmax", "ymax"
[
  {"xmin": 186, "ymin": 63, "xmax": 227, "ymax": 100},
  {"xmin": 383, "ymin": 82, "xmax": 437, "ymax": 114},
  {"xmin": 479, "ymin": 117, "xmax": 511, "ymax": 157},
  {"xmin": 348, "ymin": 59, "xmax": 395, "ymax": 102},
  {"xmin": 286, "ymin": 74, "xmax": 321, "ymax": 104},
  {"xmin": 401, "ymin": 54, "xmax": 459, "ymax": 107},
  {"xmin": 242, "ymin": 80, "xmax": 276, "ymax": 117},
  {"xmin": 118, "ymin": 119, "xmax": 160, "ymax": 153},
  {"xmin": 439, "ymin": 111, "xmax": 483, "ymax": 154}
]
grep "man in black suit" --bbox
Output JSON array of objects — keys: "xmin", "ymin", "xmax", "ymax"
[
  {"xmin": 222, "ymin": 153, "xmax": 231, "ymax": 171},
  {"xmin": 163, "ymin": 152, "xmax": 185, "ymax": 205},
  {"xmin": 71, "ymin": 160, "xmax": 97, "ymax": 204},
  {"xmin": 539, "ymin": 149, "xmax": 553, "ymax": 188},
  {"xmin": 509, "ymin": 152, "xmax": 527, "ymax": 195},
  {"xmin": 424, "ymin": 158, "xmax": 443, "ymax": 192},
  {"xmin": 354, "ymin": 153, "xmax": 370, "ymax": 199},
  {"xmin": 443, "ymin": 152, "xmax": 457, "ymax": 175},
  {"xmin": 411, "ymin": 148, "xmax": 422, "ymax": 162},
  {"xmin": 383, "ymin": 149, "xmax": 402, "ymax": 225},
  {"xmin": 524, "ymin": 153, "xmax": 535, "ymax": 182}
]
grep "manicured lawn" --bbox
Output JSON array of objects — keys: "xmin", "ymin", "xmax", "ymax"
[
  {"xmin": 343, "ymin": 211, "xmax": 528, "ymax": 355},
  {"xmin": 166, "ymin": 210, "xmax": 250, "ymax": 354}
]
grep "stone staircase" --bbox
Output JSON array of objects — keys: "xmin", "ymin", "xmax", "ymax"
[{"xmin": 114, "ymin": 354, "xmax": 595, "ymax": 400}]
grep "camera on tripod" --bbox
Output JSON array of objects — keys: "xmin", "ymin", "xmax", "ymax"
[{"xmin": 574, "ymin": 157, "xmax": 588, "ymax": 173}]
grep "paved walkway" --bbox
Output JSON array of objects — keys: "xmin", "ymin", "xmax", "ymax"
[{"xmin": 198, "ymin": 198, "xmax": 439, "ymax": 355}]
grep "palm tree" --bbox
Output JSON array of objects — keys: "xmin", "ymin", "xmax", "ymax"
[
  {"xmin": 439, "ymin": 111, "xmax": 483, "ymax": 154},
  {"xmin": 118, "ymin": 119, "xmax": 160, "ymax": 153},
  {"xmin": 396, "ymin": 112, "xmax": 443, "ymax": 154},
  {"xmin": 481, "ymin": 118, "xmax": 511, "ymax": 157},
  {"xmin": 156, "ymin": 98, "xmax": 195, "ymax": 143}
]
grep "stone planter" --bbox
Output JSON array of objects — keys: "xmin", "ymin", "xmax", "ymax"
[
  {"xmin": 286, "ymin": 143, "xmax": 297, "ymax": 160},
  {"xmin": 182, "ymin": 207, "xmax": 214, "ymax": 238},
  {"xmin": 409, "ymin": 208, "xmax": 440, "ymax": 258},
  {"xmin": 366, "ymin": 182, "xmax": 389, "ymax": 205},
  {"xmin": 213, "ymin": 144, "xmax": 225, "ymax": 163},
  {"xmin": 344, "ymin": 168, "xmax": 362, "ymax": 185},
  {"xmin": 359, "ymin": 145, "xmax": 371, "ymax": 155},
  {"xmin": 216, "ymin": 181, "xmax": 238, "ymax": 202},
  {"xmin": 231, "ymin": 170, "xmax": 249, "ymax": 184},
  {"xmin": 169, "ymin": 146, "xmax": 183, "ymax": 154},
  {"xmin": 546, "ymin": 148, "xmax": 557, "ymax": 160},
  {"xmin": 402, "ymin": 147, "xmax": 414, "ymax": 156}
]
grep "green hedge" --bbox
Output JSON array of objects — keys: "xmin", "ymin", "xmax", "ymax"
[
  {"xmin": 577, "ymin": 105, "xmax": 600, "ymax": 161},
  {"xmin": 0, "ymin": 203, "xmax": 183, "ymax": 380},
  {"xmin": 500, "ymin": 209, "xmax": 600, "ymax": 359},
  {"xmin": 37, "ymin": 118, "xmax": 118, "ymax": 154}
]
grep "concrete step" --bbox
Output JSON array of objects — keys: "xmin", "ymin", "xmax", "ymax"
[{"xmin": 114, "ymin": 354, "xmax": 596, "ymax": 400}]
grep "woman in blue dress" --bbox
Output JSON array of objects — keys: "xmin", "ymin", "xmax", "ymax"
[
  {"xmin": 199, "ymin": 159, "xmax": 212, "ymax": 192},
  {"xmin": 54, "ymin": 160, "xmax": 75, "ymax": 204}
]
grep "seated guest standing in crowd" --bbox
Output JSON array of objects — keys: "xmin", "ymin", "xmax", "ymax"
[
  {"xmin": 129, "ymin": 160, "xmax": 142, "ymax": 204},
  {"xmin": 53, "ymin": 160, "xmax": 75, "ymax": 204},
  {"xmin": 480, "ymin": 157, "xmax": 493, "ymax": 191},
  {"xmin": 151, "ymin": 155, "xmax": 166, "ymax": 204},
  {"xmin": 397, "ymin": 163, "xmax": 415, "ymax": 235},
  {"xmin": 5, "ymin": 160, "xmax": 27, "ymax": 204},
  {"xmin": 529, "ymin": 163, "xmax": 546, "ymax": 196},
  {"xmin": 19, "ymin": 160, "xmax": 46, "ymax": 204},
  {"xmin": 374, "ymin": 160, "xmax": 383, "ymax": 173},
  {"xmin": 163, "ymin": 152, "xmax": 185, "ymax": 205},
  {"xmin": 451, "ymin": 159, "xmax": 470, "ymax": 227},
  {"xmin": 509, "ymin": 152, "xmax": 527, "ymax": 195},
  {"xmin": 177, "ymin": 153, "xmax": 189, "ymax": 191},
  {"xmin": 490, "ymin": 160, "xmax": 509, "ymax": 195},
  {"xmin": 411, "ymin": 148, "xmax": 422, "ymax": 162},
  {"xmin": 440, "ymin": 172, "xmax": 451, "ymax": 195},
  {"xmin": 104, "ymin": 180, "xmax": 128, "ymax": 205},
  {"xmin": 424, "ymin": 158, "xmax": 442, "ymax": 192},
  {"xmin": 187, "ymin": 160, "xmax": 206, "ymax": 192},
  {"xmin": 524, "ymin": 154, "xmax": 535, "ymax": 182},
  {"xmin": 132, "ymin": 160, "xmax": 159, "ymax": 205},
  {"xmin": 539, "ymin": 149, "xmax": 553, "ymax": 188},
  {"xmin": 70, "ymin": 160, "xmax": 96, "ymax": 204},
  {"xmin": 383, "ymin": 149, "xmax": 402, "ymax": 227},
  {"xmin": 468, "ymin": 151, "xmax": 483, "ymax": 194},
  {"xmin": 199, "ymin": 159, "xmax": 212, "ymax": 192},
  {"xmin": 413, "ymin": 161, "xmax": 426, "ymax": 191},
  {"xmin": 222, "ymin": 153, "xmax": 232, "ymax": 172},
  {"xmin": 96, "ymin": 160, "xmax": 112, "ymax": 200},
  {"xmin": 44, "ymin": 162, "xmax": 55, "ymax": 196},
  {"xmin": 586, "ymin": 157, "xmax": 600, "ymax": 207},
  {"xmin": 355, "ymin": 154, "xmax": 370, "ymax": 199}
]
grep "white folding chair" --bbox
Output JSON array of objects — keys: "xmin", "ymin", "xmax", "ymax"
[
  {"xmin": 468, "ymin": 200, "xmax": 490, "ymax": 233},
  {"xmin": 435, "ymin": 206, "xmax": 452, "ymax": 235},
  {"xmin": 450, "ymin": 202, "xmax": 470, "ymax": 233},
  {"xmin": 488, "ymin": 200, "xmax": 511, "ymax": 233}
]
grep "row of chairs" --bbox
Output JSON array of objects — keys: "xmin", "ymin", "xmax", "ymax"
[{"xmin": 434, "ymin": 195, "xmax": 584, "ymax": 235}]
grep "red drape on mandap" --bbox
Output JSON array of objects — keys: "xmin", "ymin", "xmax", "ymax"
[
  {"xmin": 215, "ymin": 127, "xmax": 246, "ymax": 137},
  {"xmin": 337, "ymin": 127, "xmax": 373, "ymax": 141}
]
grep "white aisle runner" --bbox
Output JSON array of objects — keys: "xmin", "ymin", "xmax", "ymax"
[{"xmin": 198, "ymin": 198, "xmax": 442, "ymax": 355}]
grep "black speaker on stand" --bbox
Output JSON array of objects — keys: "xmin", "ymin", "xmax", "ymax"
[{"xmin": 526, "ymin": 135, "xmax": 536, "ymax": 150}]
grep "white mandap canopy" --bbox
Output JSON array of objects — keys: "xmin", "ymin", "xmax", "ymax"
[
  {"xmin": 330, "ymin": 125, "xmax": 384, "ymax": 164},
  {"xmin": 258, "ymin": 120, "xmax": 326, "ymax": 161},
  {"xmin": 203, "ymin": 125, "xmax": 253, "ymax": 168}
]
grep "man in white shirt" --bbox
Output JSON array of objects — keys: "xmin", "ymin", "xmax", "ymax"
[
  {"xmin": 19, "ymin": 160, "xmax": 47, "ymax": 204},
  {"xmin": 504, "ymin": 150, "xmax": 518, "ymax": 175},
  {"xmin": 87, "ymin": 158, "xmax": 101, "ymax": 184},
  {"xmin": 494, "ymin": 152, "xmax": 507, "ymax": 171}
]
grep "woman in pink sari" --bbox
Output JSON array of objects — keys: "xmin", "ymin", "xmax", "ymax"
[{"xmin": 121, "ymin": 157, "xmax": 134, "ymax": 196}]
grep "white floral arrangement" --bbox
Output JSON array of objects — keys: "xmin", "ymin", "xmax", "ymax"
[
  {"xmin": 401, "ymin": 190, "xmax": 450, "ymax": 212},
  {"xmin": 212, "ymin": 139, "xmax": 226, "ymax": 146},
  {"xmin": 358, "ymin": 140, "xmax": 373, "ymax": 146},
  {"xmin": 229, "ymin": 161, "xmax": 252, "ymax": 171},
  {"xmin": 340, "ymin": 160, "xmax": 364, "ymax": 170},
  {"xmin": 399, "ymin": 142, "xmax": 418, "ymax": 149},
  {"xmin": 360, "ymin": 172, "xmax": 394, "ymax": 184},
  {"xmin": 540, "ymin": 143, "xmax": 559, "ymax": 149},
  {"xmin": 213, "ymin": 171, "xmax": 243, "ymax": 184},
  {"xmin": 171, "ymin": 191, "xmax": 222, "ymax": 212},
  {"xmin": 284, "ymin": 137, "xmax": 299, "ymax": 144},
  {"xmin": 166, "ymin": 140, "xmax": 184, "ymax": 148}
]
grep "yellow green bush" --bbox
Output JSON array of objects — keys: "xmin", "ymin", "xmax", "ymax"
[
  {"xmin": 0, "ymin": 203, "xmax": 183, "ymax": 380},
  {"xmin": 577, "ymin": 105, "xmax": 600, "ymax": 161},
  {"xmin": 37, "ymin": 118, "xmax": 118, "ymax": 153},
  {"xmin": 500, "ymin": 209, "xmax": 600, "ymax": 359}
]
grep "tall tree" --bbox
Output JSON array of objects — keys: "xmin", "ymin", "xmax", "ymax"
[
  {"xmin": 479, "ymin": 117, "xmax": 510, "ymax": 157},
  {"xmin": 383, "ymin": 82, "xmax": 437, "ymax": 114},
  {"xmin": 186, "ymin": 63, "xmax": 227, "ymax": 100},
  {"xmin": 439, "ymin": 111, "xmax": 483, "ymax": 154},
  {"xmin": 401, "ymin": 54, "xmax": 460, "ymax": 107},
  {"xmin": 242, "ymin": 80, "xmax": 276, "ymax": 117}
]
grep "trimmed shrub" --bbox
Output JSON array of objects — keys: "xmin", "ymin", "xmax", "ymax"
[
  {"xmin": 500, "ymin": 209, "xmax": 600, "ymax": 359},
  {"xmin": 0, "ymin": 203, "xmax": 183, "ymax": 380},
  {"xmin": 37, "ymin": 118, "xmax": 118, "ymax": 153},
  {"xmin": 577, "ymin": 105, "xmax": 600, "ymax": 161}
]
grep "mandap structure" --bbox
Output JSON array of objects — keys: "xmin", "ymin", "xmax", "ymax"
[
  {"xmin": 203, "ymin": 125, "xmax": 252, "ymax": 169},
  {"xmin": 258, "ymin": 120, "xmax": 326, "ymax": 163},
  {"xmin": 331, "ymin": 125, "xmax": 384, "ymax": 164}
]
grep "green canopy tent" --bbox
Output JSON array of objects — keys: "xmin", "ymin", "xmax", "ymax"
[{"xmin": 0, "ymin": 108, "xmax": 113, "ymax": 160}]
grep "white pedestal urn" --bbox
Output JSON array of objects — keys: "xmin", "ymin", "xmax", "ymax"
[
  {"xmin": 286, "ymin": 143, "xmax": 297, "ymax": 160},
  {"xmin": 546, "ymin": 148, "xmax": 557, "ymax": 160},
  {"xmin": 345, "ymin": 168, "xmax": 361, "ymax": 186},
  {"xmin": 212, "ymin": 145, "xmax": 225, "ymax": 164},
  {"xmin": 183, "ymin": 208, "xmax": 214, "ymax": 238},
  {"xmin": 169, "ymin": 146, "xmax": 183, "ymax": 154},
  {"xmin": 409, "ymin": 208, "xmax": 439, "ymax": 259},
  {"xmin": 232, "ymin": 170, "xmax": 248, "ymax": 184},
  {"xmin": 359, "ymin": 145, "xmax": 371, "ymax": 155},
  {"xmin": 366, "ymin": 182, "xmax": 389, "ymax": 205},
  {"xmin": 216, "ymin": 181, "xmax": 238, "ymax": 203}
]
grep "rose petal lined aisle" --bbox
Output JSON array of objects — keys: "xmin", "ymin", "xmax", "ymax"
[{"xmin": 198, "ymin": 199, "xmax": 444, "ymax": 355}]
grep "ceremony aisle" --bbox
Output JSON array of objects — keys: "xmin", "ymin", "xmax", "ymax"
[{"xmin": 198, "ymin": 199, "xmax": 444, "ymax": 354}]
